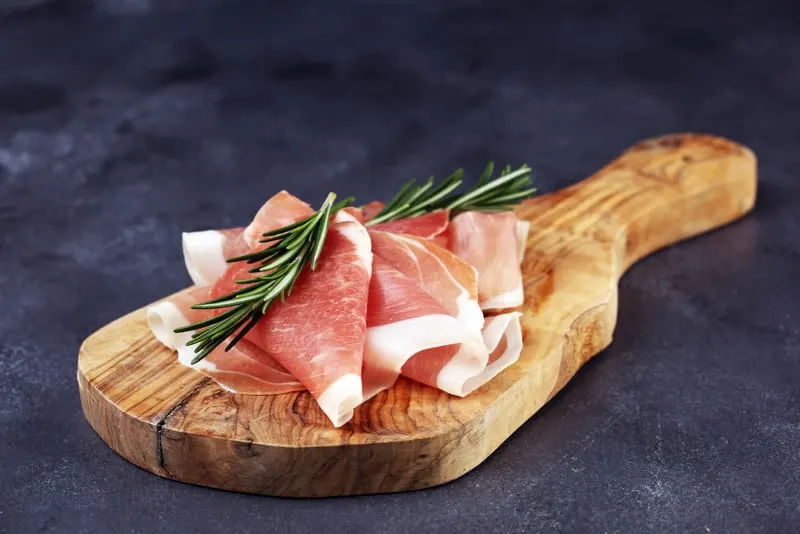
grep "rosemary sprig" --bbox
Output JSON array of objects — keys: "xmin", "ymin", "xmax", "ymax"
[
  {"xmin": 176, "ymin": 162, "xmax": 536, "ymax": 363},
  {"xmin": 365, "ymin": 169, "xmax": 464, "ymax": 225},
  {"xmin": 174, "ymin": 193, "xmax": 350, "ymax": 364},
  {"xmin": 365, "ymin": 162, "xmax": 535, "ymax": 225}
]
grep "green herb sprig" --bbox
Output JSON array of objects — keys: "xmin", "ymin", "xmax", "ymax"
[
  {"xmin": 366, "ymin": 162, "xmax": 535, "ymax": 225},
  {"xmin": 176, "ymin": 162, "xmax": 536, "ymax": 364}
]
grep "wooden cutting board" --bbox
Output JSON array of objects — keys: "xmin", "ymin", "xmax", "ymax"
[{"xmin": 77, "ymin": 133, "xmax": 757, "ymax": 497}]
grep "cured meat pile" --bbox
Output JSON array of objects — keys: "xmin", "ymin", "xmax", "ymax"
[{"xmin": 148, "ymin": 191, "xmax": 529, "ymax": 427}]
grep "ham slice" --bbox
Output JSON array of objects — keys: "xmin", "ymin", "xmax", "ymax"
[
  {"xmin": 447, "ymin": 211, "xmax": 527, "ymax": 310},
  {"xmin": 147, "ymin": 286, "xmax": 210, "ymax": 350},
  {"xmin": 368, "ymin": 230, "xmax": 525, "ymax": 396},
  {"xmin": 182, "ymin": 228, "xmax": 247, "ymax": 287},
  {"xmin": 171, "ymin": 192, "xmax": 372, "ymax": 425},
  {"xmin": 209, "ymin": 209, "xmax": 372, "ymax": 427},
  {"xmin": 362, "ymin": 201, "xmax": 385, "ymax": 222},
  {"xmin": 362, "ymin": 256, "xmax": 473, "ymax": 400},
  {"xmin": 369, "ymin": 230, "xmax": 483, "ymax": 330},
  {"xmin": 460, "ymin": 312, "xmax": 523, "ymax": 395},
  {"xmin": 368, "ymin": 210, "xmax": 450, "ymax": 240},
  {"xmin": 368, "ymin": 231, "xmax": 489, "ymax": 395},
  {"xmin": 147, "ymin": 286, "xmax": 304, "ymax": 395},
  {"xmin": 243, "ymin": 190, "xmax": 315, "ymax": 248},
  {"xmin": 343, "ymin": 206, "xmax": 365, "ymax": 224},
  {"xmin": 400, "ymin": 312, "xmax": 523, "ymax": 396},
  {"xmin": 182, "ymin": 191, "xmax": 314, "ymax": 287},
  {"xmin": 150, "ymin": 277, "xmax": 522, "ymax": 403}
]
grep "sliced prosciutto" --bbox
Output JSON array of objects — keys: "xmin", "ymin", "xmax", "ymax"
[
  {"xmin": 369, "ymin": 230, "xmax": 483, "ymax": 330},
  {"xmin": 368, "ymin": 230, "xmax": 490, "ymax": 395},
  {"xmin": 362, "ymin": 201, "xmax": 385, "ymax": 222},
  {"xmin": 147, "ymin": 286, "xmax": 304, "ymax": 395},
  {"xmin": 362, "ymin": 256, "xmax": 473, "ymax": 400},
  {"xmin": 148, "ymin": 286, "xmax": 211, "ymax": 350},
  {"xmin": 243, "ymin": 190, "xmax": 315, "ymax": 248},
  {"xmin": 447, "ymin": 211, "xmax": 528, "ymax": 310},
  {"xmin": 368, "ymin": 230, "xmax": 525, "ymax": 396},
  {"xmin": 209, "ymin": 209, "xmax": 372, "ymax": 427},
  {"xmin": 182, "ymin": 191, "xmax": 314, "ymax": 287},
  {"xmin": 367, "ymin": 210, "xmax": 450, "ymax": 240},
  {"xmin": 460, "ymin": 312, "xmax": 523, "ymax": 395},
  {"xmin": 400, "ymin": 312, "xmax": 523, "ymax": 396},
  {"xmin": 342, "ymin": 206, "xmax": 365, "ymax": 224},
  {"xmin": 182, "ymin": 228, "xmax": 247, "ymax": 287}
]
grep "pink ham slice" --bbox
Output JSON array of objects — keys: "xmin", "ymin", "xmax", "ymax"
[
  {"xmin": 447, "ymin": 211, "xmax": 528, "ymax": 310},
  {"xmin": 369, "ymin": 230, "xmax": 483, "ymax": 331},
  {"xmin": 182, "ymin": 191, "xmax": 314, "ymax": 287},
  {"xmin": 209, "ymin": 209, "xmax": 372, "ymax": 427},
  {"xmin": 367, "ymin": 210, "xmax": 450, "ymax": 240},
  {"xmin": 400, "ymin": 312, "xmax": 523, "ymax": 396},
  {"xmin": 342, "ymin": 206, "xmax": 365, "ymax": 224},
  {"xmin": 182, "ymin": 228, "xmax": 247, "ymax": 287},
  {"xmin": 147, "ymin": 286, "xmax": 304, "ymax": 395},
  {"xmin": 243, "ymin": 190, "xmax": 315, "ymax": 248},
  {"xmin": 147, "ymin": 286, "xmax": 211, "ymax": 350},
  {"xmin": 460, "ymin": 312, "xmax": 523, "ymax": 395},
  {"xmin": 362, "ymin": 256, "xmax": 474, "ymax": 400},
  {"xmin": 368, "ymin": 230, "xmax": 525, "ymax": 396},
  {"xmin": 368, "ymin": 231, "xmax": 488, "ymax": 395},
  {"xmin": 168, "ymin": 192, "xmax": 372, "ymax": 425},
  {"xmin": 365, "ymin": 208, "xmax": 529, "ymax": 267},
  {"xmin": 362, "ymin": 201, "xmax": 385, "ymax": 222}
]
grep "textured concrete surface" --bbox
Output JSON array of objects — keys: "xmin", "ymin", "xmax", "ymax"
[{"xmin": 0, "ymin": 1, "xmax": 798, "ymax": 532}]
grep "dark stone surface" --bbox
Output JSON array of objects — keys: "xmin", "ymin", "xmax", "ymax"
[{"xmin": 1, "ymin": 1, "xmax": 798, "ymax": 532}]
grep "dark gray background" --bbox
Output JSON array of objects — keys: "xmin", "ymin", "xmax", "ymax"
[{"xmin": 1, "ymin": 0, "xmax": 798, "ymax": 532}]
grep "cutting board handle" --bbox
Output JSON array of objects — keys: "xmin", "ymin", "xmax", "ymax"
[{"xmin": 517, "ymin": 133, "xmax": 757, "ymax": 274}]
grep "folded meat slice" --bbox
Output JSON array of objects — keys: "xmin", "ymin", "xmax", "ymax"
[
  {"xmin": 368, "ymin": 230, "xmax": 526, "ymax": 395},
  {"xmin": 401, "ymin": 312, "xmax": 523, "ymax": 396},
  {"xmin": 369, "ymin": 230, "xmax": 482, "ymax": 327},
  {"xmin": 447, "ymin": 211, "xmax": 527, "ymax": 310},
  {"xmin": 243, "ymin": 190, "xmax": 315, "ymax": 248},
  {"xmin": 210, "ymin": 209, "xmax": 372, "ymax": 427},
  {"xmin": 147, "ymin": 286, "xmax": 304, "ymax": 395},
  {"xmin": 343, "ymin": 206, "xmax": 365, "ymax": 224},
  {"xmin": 368, "ymin": 231, "xmax": 495, "ymax": 393},
  {"xmin": 362, "ymin": 256, "xmax": 472, "ymax": 400},
  {"xmin": 182, "ymin": 191, "xmax": 315, "ymax": 287},
  {"xmin": 368, "ymin": 210, "xmax": 450, "ymax": 240},
  {"xmin": 362, "ymin": 201, "xmax": 385, "ymax": 222},
  {"xmin": 147, "ymin": 286, "xmax": 210, "ymax": 350},
  {"xmin": 182, "ymin": 228, "xmax": 247, "ymax": 287},
  {"xmin": 460, "ymin": 312, "xmax": 523, "ymax": 395},
  {"xmin": 178, "ymin": 339, "xmax": 306, "ymax": 395}
]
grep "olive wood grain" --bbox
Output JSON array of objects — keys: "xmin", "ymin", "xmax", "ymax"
[{"xmin": 77, "ymin": 133, "xmax": 757, "ymax": 497}]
